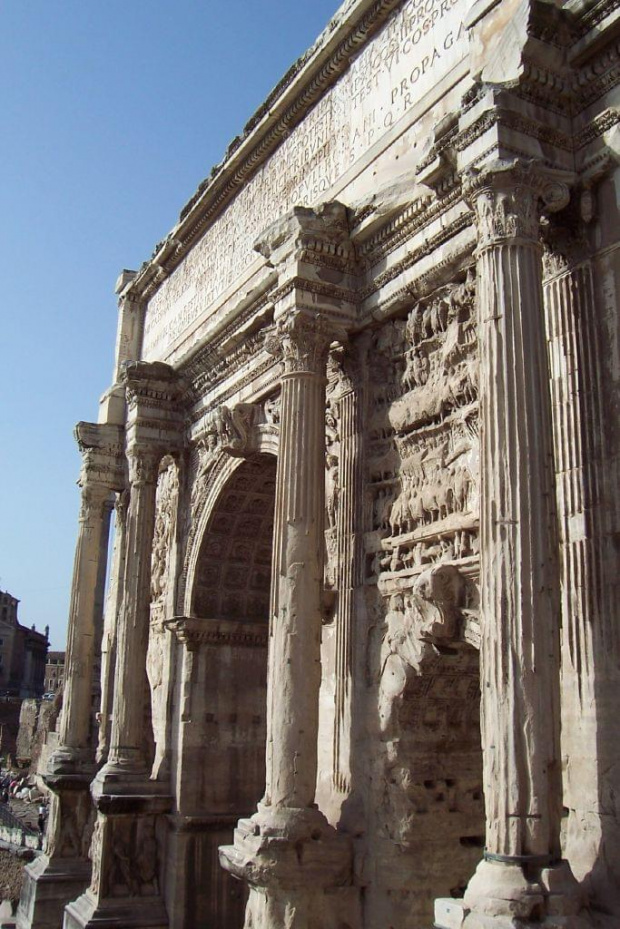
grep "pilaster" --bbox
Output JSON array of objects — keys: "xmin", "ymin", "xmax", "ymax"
[
  {"xmin": 219, "ymin": 203, "xmax": 360, "ymax": 929},
  {"xmin": 328, "ymin": 341, "xmax": 368, "ymax": 800},
  {"xmin": 96, "ymin": 491, "xmax": 129, "ymax": 766},
  {"xmin": 435, "ymin": 160, "xmax": 585, "ymax": 929},
  {"xmin": 543, "ymin": 234, "xmax": 620, "ymax": 920}
]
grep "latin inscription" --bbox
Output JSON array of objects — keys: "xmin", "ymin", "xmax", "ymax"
[{"xmin": 143, "ymin": 0, "xmax": 467, "ymax": 359}]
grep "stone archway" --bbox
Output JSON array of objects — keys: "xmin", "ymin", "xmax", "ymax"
[{"xmin": 169, "ymin": 453, "xmax": 276, "ymax": 929}]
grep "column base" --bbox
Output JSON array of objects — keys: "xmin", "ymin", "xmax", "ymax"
[
  {"xmin": 92, "ymin": 765, "xmax": 170, "ymax": 805},
  {"xmin": 46, "ymin": 749, "xmax": 96, "ymax": 783},
  {"xmin": 219, "ymin": 806, "xmax": 358, "ymax": 929},
  {"xmin": 241, "ymin": 884, "xmax": 360, "ymax": 929},
  {"xmin": 434, "ymin": 859, "xmax": 590, "ymax": 929},
  {"xmin": 16, "ymin": 857, "xmax": 91, "ymax": 929},
  {"xmin": 64, "ymin": 891, "xmax": 168, "ymax": 929}
]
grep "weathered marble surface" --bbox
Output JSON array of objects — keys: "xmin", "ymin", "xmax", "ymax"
[{"xmin": 20, "ymin": 0, "xmax": 620, "ymax": 927}]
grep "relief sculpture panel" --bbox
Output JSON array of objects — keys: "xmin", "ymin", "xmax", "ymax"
[{"xmin": 362, "ymin": 270, "xmax": 484, "ymax": 924}]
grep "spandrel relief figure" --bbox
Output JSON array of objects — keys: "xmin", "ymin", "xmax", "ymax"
[
  {"xmin": 378, "ymin": 567, "xmax": 464, "ymax": 739},
  {"xmin": 264, "ymin": 394, "xmax": 280, "ymax": 425},
  {"xmin": 191, "ymin": 417, "xmax": 220, "ymax": 511}
]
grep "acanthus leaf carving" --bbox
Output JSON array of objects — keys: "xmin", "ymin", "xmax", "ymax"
[
  {"xmin": 265, "ymin": 311, "xmax": 345, "ymax": 375},
  {"xmin": 463, "ymin": 159, "xmax": 571, "ymax": 247}
]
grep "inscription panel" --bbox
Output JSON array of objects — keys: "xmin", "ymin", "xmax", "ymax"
[{"xmin": 143, "ymin": 0, "xmax": 468, "ymax": 360}]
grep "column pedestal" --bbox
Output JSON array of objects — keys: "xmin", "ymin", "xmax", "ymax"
[
  {"xmin": 222, "ymin": 806, "xmax": 355, "ymax": 929},
  {"xmin": 63, "ymin": 797, "xmax": 171, "ymax": 929},
  {"xmin": 17, "ymin": 782, "xmax": 93, "ymax": 929}
]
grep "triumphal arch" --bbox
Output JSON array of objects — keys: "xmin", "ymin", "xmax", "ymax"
[{"xmin": 17, "ymin": 0, "xmax": 620, "ymax": 926}]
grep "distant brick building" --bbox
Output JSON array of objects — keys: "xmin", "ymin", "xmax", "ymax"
[
  {"xmin": 44, "ymin": 652, "xmax": 65, "ymax": 695},
  {"xmin": 0, "ymin": 591, "xmax": 48, "ymax": 698}
]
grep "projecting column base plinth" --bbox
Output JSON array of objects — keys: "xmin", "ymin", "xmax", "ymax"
[
  {"xmin": 16, "ymin": 772, "xmax": 95, "ymax": 929},
  {"xmin": 63, "ymin": 893, "xmax": 169, "ymax": 929},
  {"xmin": 16, "ymin": 858, "xmax": 91, "ymax": 929},
  {"xmin": 219, "ymin": 807, "xmax": 359, "ymax": 929},
  {"xmin": 61, "ymin": 778, "xmax": 172, "ymax": 929},
  {"xmin": 435, "ymin": 860, "xmax": 590, "ymax": 929}
]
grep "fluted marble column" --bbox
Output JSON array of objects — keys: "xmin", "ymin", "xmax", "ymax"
[
  {"xmin": 96, "ymin": 491, "xmax": 128, "ymax": 765},
  {"xmin": 103, "ymin": 443, "xmax": 161, "ymax": 776},
  {"xmin": 17, "ymin": 424, "xmax": 124, "ymax": 929},
  {"xmin": 219, "ymin": 204, "xmax": 360, "ymax": 929},
  {"xmin": 264, "ymin": 311, "xmax": 334, "ymax": 810},
  {"xmin": 220, "ymin": 311, "xmax": 354, "ymax": 929},
  {"xmin": 49, "ymin": 426, "xmax": 124, "ymax": 774},
  {"xmin": 65, "ymin": 362, "xmax": 180, "ymax": 929},
  {"xmin": 54, "ymin": 486, "xmax": 111, "ymax": 765},
  {"xmin": 436, "ymin": 161, "xmax": 583, "ymax": 929}
]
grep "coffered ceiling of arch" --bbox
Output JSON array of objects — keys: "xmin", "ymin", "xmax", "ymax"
[{"xmin": 191, "ymin": 455, "xmax": 277, "ymax": 624}]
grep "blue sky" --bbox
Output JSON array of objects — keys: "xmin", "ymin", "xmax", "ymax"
[{"xmin": 0, "ymin": 1, "xmax": 339, "ymax": 648}]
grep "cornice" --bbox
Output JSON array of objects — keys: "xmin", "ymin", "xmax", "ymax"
[
  {"xmin": 165, "ymin": 616, "xmax": 268, "ymax": 650},
  {"xmin": 570, "ymin": 0, "xmax": 620, "ymax": 40}
]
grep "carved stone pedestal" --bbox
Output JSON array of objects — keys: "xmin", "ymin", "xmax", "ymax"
[
  {"xmin": 18, "ymin": 857, "xmax": 91, "ymax": 929},
  {"xmin": 17, "ymin": 777, "xmax": 94, "ymax": 929},
  {"xmin": 220, "ymin": 806, "xmax": 356, "ymax": 929},
  {"xmin": 63, "ymin": 788, "xmax": 171, "ymax": 929}
]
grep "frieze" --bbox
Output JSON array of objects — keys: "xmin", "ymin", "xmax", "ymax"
[
  {"xmin": 365, "ymin": 271, "xmax": 479, "ymax": 600},
  {"xmin": 574, "ymin": 0, "xmax": 620, "ymax": 38},
  {"xmin": 270, "ymin": 277, "xmax": 358, "ymax": 313},
  {"xmin": 186, "ymin": 355, "xmax": 277, "ymax": 428},
  {"xmin": 574, "ymin": 107, "xmax": 620, "ymax": 149},
  {"xmin": 75, "ymin": 423, "xmax": 126, "ymax": 493}
]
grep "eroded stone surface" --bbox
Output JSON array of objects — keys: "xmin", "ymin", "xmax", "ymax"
[{"xmin": 19, "ymin": 0, "xmax": 620, "ymax": 927}]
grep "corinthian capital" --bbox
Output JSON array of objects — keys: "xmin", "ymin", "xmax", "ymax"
[
  {"xmin": 127, "ymin": 445, "xmax": 162, "ymax": 488},
  {"xmin": 463, "ymin": 160, "xmax": 571, "ymax": 247},
  {"xmin": 75, "ymin": 422, "xmax": 126, "ymax": 493},
  {"xmin": 77, "ymin": 482, "xmax": 113, "ymax": 524},
  {"xmin": 265, "ymin": 312, "xmax": 347, "ymax": 376}
]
